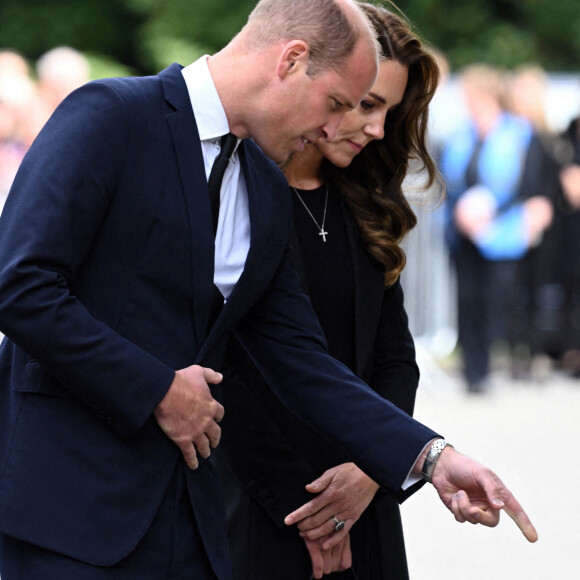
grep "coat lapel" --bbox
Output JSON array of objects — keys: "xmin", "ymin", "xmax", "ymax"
[
  {"xmin": 341, "ymin": 203, "xmax": 385, "ymax": 378},
  {"xmin": 160, "ymin": 64, "xmax": 215, "ymax": 348},
  {"xmin": 198, "ymin": 141, "xmax": 292, "ymax": 358},
  {"xmin": 225, "ymin": 143, "xmax": 287, "ymax": 314}
]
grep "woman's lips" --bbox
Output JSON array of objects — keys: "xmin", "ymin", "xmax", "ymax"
[{"xmin": 346, "ymin": 139, "xmax": 363, "ymax": 152}]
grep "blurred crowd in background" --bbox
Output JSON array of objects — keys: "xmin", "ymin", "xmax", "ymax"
[
  {"xmin": 0, "ymin": 45, "xmax": 579, "ymax": 394},
  {"xmin": 403, "ymin": 54, "xmax": 580, "ymax": 393},
  {"xmin": 0, "ymin": 47, "xmax": 89, "ymax": 207},
  {"xmin": 443, "ymin": 61, "xmax": 580, "ymax": 390}
]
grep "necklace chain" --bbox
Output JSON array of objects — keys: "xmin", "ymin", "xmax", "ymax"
[{"xmin": 291, "ymin": 185, "xmax": 329, "ymax": 242}]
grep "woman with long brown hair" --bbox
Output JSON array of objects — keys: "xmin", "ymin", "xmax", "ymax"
[{"xmin": 217, "ymin": 3, "xmax": 443, "ymax": 578}]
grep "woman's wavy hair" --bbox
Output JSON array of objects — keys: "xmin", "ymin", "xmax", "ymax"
[{"xmin": 326, "ymin": 2, "xmax": 444, "ymax": 286}]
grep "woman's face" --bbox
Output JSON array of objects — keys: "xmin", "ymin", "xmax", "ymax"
[{"xmin": 315, "ymin": 59, "xmax": 409, "ymax": 168}]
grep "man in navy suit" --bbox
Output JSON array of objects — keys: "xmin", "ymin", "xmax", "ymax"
[{"xmin": 0, "ymin": 0, "xmax": 536, "ymax": 578}]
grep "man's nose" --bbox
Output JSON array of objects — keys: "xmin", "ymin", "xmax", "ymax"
[{"xmin": 321, "ymin": 115, "xmax": 344, "ymax": 142}]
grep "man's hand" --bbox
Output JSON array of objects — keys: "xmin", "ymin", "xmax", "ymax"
[
  {"xmin": 154, "ymin": 364, "xmax": 224, "ymax": 470},
  {"xmin": 424, "ymin": 444, "xmax": 538, "ymax": 542},
  {"xmin": 303, "ymin": 533, "xmax": 352, "ymax": 579},
  {"xmin": 284, "ymin": 463, "xmax": 379, "ymax": 550}
]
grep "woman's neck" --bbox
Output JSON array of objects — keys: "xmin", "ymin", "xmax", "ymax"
[{"xmin": 283, "ymin": 144, "xmax": 326, "ymax": 191}]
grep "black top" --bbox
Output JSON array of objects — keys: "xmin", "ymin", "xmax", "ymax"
[
  {"xmin": 218, "ymin": 181, "xmax": 418, "ymax": 580},
  {"xmin": 291, "ymin": 184, "xmax": 355, "ymax": 371}
]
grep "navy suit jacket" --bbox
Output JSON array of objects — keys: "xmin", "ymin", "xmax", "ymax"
[{"xmin": 0, "ymin": 64, "xmax": 438, "ymax": 579}]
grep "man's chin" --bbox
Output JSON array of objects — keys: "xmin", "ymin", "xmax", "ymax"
[
  {"xmin": 277, "ymin": 152, "xmax": 295, "ymax": 170},
  {"xmin": 257, "ymin": 142, "xmax": 291, "ymax": 166}
]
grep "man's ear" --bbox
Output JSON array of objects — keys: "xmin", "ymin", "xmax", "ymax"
[{"xmin": 276, "ymin": 40, "xmax": 310, "ymax": 79}]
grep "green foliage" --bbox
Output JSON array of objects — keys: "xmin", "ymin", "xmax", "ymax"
[
  {"xmin": 135, "ymin": 0, "xmax": 256, "ymax": 53},
  {"xmin": 392, "ymin": 0, "xmax": 579, "ymax": 72},
  {"xmin": 0, "ymin": 0, "xmax": 577, "ymax": 76},
  {"xmin": 138, "ymin": 33, "xmax": 208, "ymax": 73},
  {"xmin": 85, "ymin": 53, "xmax": 136, "ymax": 82},
  {"xmin": 0, "ymin": 0, "xmax": 142, "ymax": 67}
]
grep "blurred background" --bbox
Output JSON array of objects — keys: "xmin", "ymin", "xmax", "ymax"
[
  {"xmin": 0, "ymin": 0, "xmax": 578, "ymax": 77},
  {"xmin": 1, "ymin": 0, "xmax": 579, "ymax": 577}
]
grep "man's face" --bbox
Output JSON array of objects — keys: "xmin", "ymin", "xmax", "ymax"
[{"xmin": 254, "ymin": 40, "xmax": 378, "ymax": 164}]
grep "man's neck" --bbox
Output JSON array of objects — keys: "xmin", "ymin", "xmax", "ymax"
[{"xmin": 207, "ymin": 38, "xmax": 274, "ymax": 141}]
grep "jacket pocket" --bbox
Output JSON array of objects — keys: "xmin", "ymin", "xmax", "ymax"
[{"xmin": 14, "ymin": 359, "xmax": 72, "ymax": 399}]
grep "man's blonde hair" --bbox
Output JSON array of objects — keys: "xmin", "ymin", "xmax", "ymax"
[{"xmin": 244, "ymin": 0, "xmax": 377, "ymax": 77}]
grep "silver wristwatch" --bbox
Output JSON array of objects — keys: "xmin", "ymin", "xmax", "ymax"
[{"xmin": 421, "ymin": 439, "xmax": 454, "ymax": 483}]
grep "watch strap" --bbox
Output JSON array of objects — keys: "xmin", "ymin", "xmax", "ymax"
[{"xmin": 422, "ymin": 439, "xmax": 454, "ymax": 483}]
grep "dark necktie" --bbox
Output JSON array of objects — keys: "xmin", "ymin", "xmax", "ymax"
[
  {"xmin": 208, "ymin": 132, "xmax": 237, "ymax": 237},
  {"xmin": 207, "ymin": 132, "xmax": 237, "ymax": 333}
]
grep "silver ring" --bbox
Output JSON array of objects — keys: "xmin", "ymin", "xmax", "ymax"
[{"xmin": 331, "ymin": 516, "xmax": 345, "ymax": 532}]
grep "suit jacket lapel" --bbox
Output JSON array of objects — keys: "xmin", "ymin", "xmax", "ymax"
[
  {"xmin": 160, "ymin": 64, "xmax": 215, "ymax": 348},
  {"xmin": 220, "ymin": 143, "xmax": 280, "ymax": 315},
  {"xmin": 198, "ymin": 141, "xmax": 291, "ymax": 358}
]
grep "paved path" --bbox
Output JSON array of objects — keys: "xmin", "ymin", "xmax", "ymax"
[{"xmin": 402, "ymin": 346, "xmax": 579, "ymax": 579}]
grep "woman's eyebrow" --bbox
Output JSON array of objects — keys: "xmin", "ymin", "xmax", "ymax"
[{"xmin": 367, "ymin": 91, "xmax": 386, "ymax": 104}]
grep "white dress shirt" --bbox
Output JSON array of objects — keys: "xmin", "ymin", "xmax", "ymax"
[{"xmin": 181, "ymin": 56, "xmax": 251, "ymax": 300}]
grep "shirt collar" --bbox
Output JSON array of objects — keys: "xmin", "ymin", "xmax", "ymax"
[{"xmin": 181, "ymin": 55, "xmax": 233, "ymax": 144}]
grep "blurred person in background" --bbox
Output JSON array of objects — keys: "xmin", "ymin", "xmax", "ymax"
[
  {"xmin": 0, "ymin": 47, "xmax": 89, "ymax": 214},
  {"xmin": 0, "ymin": 49, "xmax": 31, "ymax": 79},
  {"xmin": 551, "ymin": 113, "xmax": 580, "ymax": 377},
  {"xmin": 519, "ymin": 102, "xmax": 580, "ymax": 378},
  {"xmin": 440, "ymin": 63, "xmax": 553, "ymax": 393},
  {"xmin": 217, "ymin": 4, "xmax": 442, "ymax": 578},
  {"xmin": 503, "ymin": 64, "xmax": 562, "ymax": 379},
  {"xmin": 0, "ymin": 49, "xmax": 36, "ymax": 212},
  {"xmin": 507, "ymin": 64, "xmax": 551, "ymax": 135},
  {"xmin": 34, "ymin": 46, "xmax": 91, "ymax": 133}
]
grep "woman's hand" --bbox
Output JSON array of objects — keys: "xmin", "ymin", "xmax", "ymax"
[
  {"xmin": 303, "ymin": 533, "xmax": 352, "ymax": 579},
  {"xmin": 285, "ymin": 462, "xmax": 379, "ymax": 549}
]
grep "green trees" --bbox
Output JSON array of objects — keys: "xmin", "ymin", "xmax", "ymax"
[
  {"xmin": 0, "ymin": 0, "xmax": 578, "ymax": 77},
  {"xmin": 396, "ymin": 0, "xmax": 580, "ymax": 71}
]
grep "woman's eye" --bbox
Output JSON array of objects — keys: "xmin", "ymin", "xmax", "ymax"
[{"xmin": 360, "ymin": 100, "xmax": 374, "ymax": 111}]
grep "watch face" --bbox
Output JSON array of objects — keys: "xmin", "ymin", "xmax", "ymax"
[{"xmin": 433, "ymin": 440, "xmax": 446, "ymax": 453}]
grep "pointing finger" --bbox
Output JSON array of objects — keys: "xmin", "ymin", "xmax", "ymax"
[{"xmin": 503, "ymin": 498, "xmax": 539, "ymax": 543}]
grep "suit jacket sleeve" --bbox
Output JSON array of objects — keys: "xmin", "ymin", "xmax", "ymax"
[
  {"xmin": 0, "ymin": 81, "xmax": 176, "ymax": 436},
  {"xmin": 221, "ymin": 280, "xmax": 422, "ymax": 522}
]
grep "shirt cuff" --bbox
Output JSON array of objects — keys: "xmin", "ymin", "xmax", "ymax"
[{"xmin": 401, "ymin": 440, "xmax": 434, "ymax": 490}]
